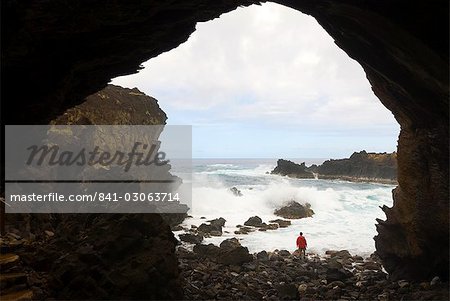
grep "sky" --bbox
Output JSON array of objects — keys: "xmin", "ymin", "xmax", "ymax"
[{"xmin": 112, "ymin": 3, "xmax": 399, "ymax": 159}]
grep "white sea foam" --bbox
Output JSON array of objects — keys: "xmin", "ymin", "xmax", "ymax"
[{"xmin": 178, "ymin": 160, "xmax": 394, "ymax": 256}]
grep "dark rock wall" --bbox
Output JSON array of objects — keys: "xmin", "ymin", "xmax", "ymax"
[
  {"xmin": 2, "ymin": 0, "xmax": 448, "ymax": 282},
  {"xmin": 317, "ymin": 151, "xmax": 397, "ymax": 182}
]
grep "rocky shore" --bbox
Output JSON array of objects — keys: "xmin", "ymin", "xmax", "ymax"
[
  {"xmin": 1, "ymin": 219, "xmax": 448, "ymax": 301},
  {"xmin": 177, "ymin": 239, "xmax": 448, "ymax": 300},
  {"xmin": 272, "ymin": 151, "xmax": 397, "ymax": 184}
]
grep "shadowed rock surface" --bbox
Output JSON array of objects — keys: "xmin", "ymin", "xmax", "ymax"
[
  {"xmin": 4, "ymin": 214, "xmax": 182, "ymax": 300},
  {"xmin": 2, "ymin": 0, "xmax": 448, "ymax": 284},
  {"xmin": 4, "ymin": 85, "xmax": 186, "ymax": 299}
]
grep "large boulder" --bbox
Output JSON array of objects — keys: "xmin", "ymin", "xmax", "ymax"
[
  {"xmin": 193, "ymin": 238, "xmax": 252, "ymax": 266},
  {"xmin": 274, "ymin": 201, "xmax": 314, "ymax": 219},
  {"xmin": 218, "ymin": 238, "xmax": 253, "ymax": 265},
  {"xmin": 179, "ymin": 233, "xmax": 203, "ymax": 244},
  {"xmin": 243, "ymin": 216, "xmax": 263, "ymax": 227}
]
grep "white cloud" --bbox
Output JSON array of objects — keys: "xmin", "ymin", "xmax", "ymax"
[{"xmin": 112, "ymin": 2, "xmax": 398, "ymax": 131}]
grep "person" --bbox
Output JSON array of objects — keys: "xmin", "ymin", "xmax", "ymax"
[{"xmin": 296, "ymin": 232, "xmax": 307, "ymax": 259}]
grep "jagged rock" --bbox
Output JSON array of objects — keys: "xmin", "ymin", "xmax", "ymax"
[
  {"xmin": 179, "ymin": 233, "xmax": 203, "ymax": 244},
  {"xmin": 207, "ymin": 218, "xmax": 226, "ymax": 228},
  {"xmin": 198, "ymin": 223, "xmax": 222, "ymax": 236},
  {"xmin": 269, "ymin": 219, "xmax": 292, "ymax": 228},
  {"xmin": 274, "ymin": 201, "xmax": 314, "ymax": 219},
  {"xmin": 193, "ymin": 244, "xmax": 221, "ymax": 258},
  {"xmin": 192, "ymin": 239, "xmax": 252, "ymax": 266},
  {"xmin": 243, "ymin": 216, "xmax": 263, "ymax": 227},
  {"xmin": 271, "ymin": 159, "xmax": 314, "ymax": 178},
  {"xmin": 234, "ymin": 226, "xmax": 255, "ymax": 235},
  {"xmin": 230, "ymin": 187, "xmax": 243, "ymax": 197}
]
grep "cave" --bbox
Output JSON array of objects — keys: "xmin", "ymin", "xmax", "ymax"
[{"xmin": 1, "ymin": 0, "xmax": 448, "ymax": 295}]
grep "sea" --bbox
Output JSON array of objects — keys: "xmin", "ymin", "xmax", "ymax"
[{"xmin": 174, "ymin": 158, "xmax": 395, "ymax": 256}]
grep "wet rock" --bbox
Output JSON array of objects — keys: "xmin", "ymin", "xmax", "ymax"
[
  {"xmin": 269, "ymin": 219, "xmax": 292, "ymax": 228},
  {"xmin": 207, "ymin": 217, "xmax": 226, "ymax": 228},
  {"xmin": 234, "ymin": 226, "xmax": 255, "ymax": 235},
  {"xmin": 230, "ymin": 187, "xmax": 243, "ymax": 197},
  {"xmin": 179, "ymin": 233, "xmax": 203, "ymax": 244},
  {"xmin": 244, "ymin": 216, "xmax": 263, "ymax": 227},
  {"xmin": 197, "ymin": 218, "xmax": 225, "ymax": 236},
  {"xmin": 274, "ymin": 201, "xmax": 314, "ymax": 219}
]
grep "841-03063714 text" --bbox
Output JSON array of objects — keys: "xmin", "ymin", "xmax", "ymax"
[{"xmin": 9, "ymin": 192, "xmax": 181, "ymax": 203}]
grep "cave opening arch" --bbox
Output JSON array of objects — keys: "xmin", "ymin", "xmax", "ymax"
[{"xmin": 2, "ymin": 0, "xmax": 448, "ymax": 282}]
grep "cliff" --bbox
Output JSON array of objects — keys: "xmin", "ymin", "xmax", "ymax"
[
  {"xmin": 271, "ymin": 151, "xmax": 397, "ymax": 184},
  {"xmin": 317, "ymin": 151, "xmax": 397, "ymax": 184},
  {"xmin": 5, "ymin": 85, "xmax": 185, "ymax": 300}
]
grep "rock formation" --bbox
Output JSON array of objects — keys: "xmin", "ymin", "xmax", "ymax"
[
  {"xmin": 317, "ymin": 151, "xmax": 397, "ymax": 184},
  {"xmin": 52, "ymin": 84, "xmax": 167, "ymax": 125},
  {"xmin": 4, "ymin": 85, "xmax": 186, "ymax": 299},
  {"xmin": 2, "ymin": 0, "xmax": 448, "ymax": 283},
  {"xmin": 272, "ymin": 151, "xmax": 397, "ymax": 184},
  {"xmin": 274, "ymin": 201, "xmax": 314, "ymax": 219},
  {"xmin": 271, "ymin": 159, "xmax": 315, "ymax": 178}
]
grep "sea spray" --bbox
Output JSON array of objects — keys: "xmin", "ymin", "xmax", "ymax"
[{"xmin": 180, "ymin": 159, "xmax": 394, "ymax": 256}]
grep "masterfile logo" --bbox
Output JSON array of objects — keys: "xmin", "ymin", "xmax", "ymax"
[{"xmin": 5, "ymin": 125, "xmax": 192, "ymax": 213}]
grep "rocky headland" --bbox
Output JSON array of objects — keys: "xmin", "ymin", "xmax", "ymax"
[
  {"xmin": 271, "ymin": 160, "xmax": 315, "ymax": 179},
  {"xmin": 272, "ymin": 151, "xmax": 397, "ymax": 184}
]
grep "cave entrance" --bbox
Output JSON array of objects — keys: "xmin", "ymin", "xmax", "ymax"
[{"xmin": 112, "ymin": 3, "xmax": 399, "ymax": 256}]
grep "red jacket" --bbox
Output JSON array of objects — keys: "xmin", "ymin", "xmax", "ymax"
[{"xmin": 296, "ymin": 235, "xmax": 307, "ymax": 248}]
